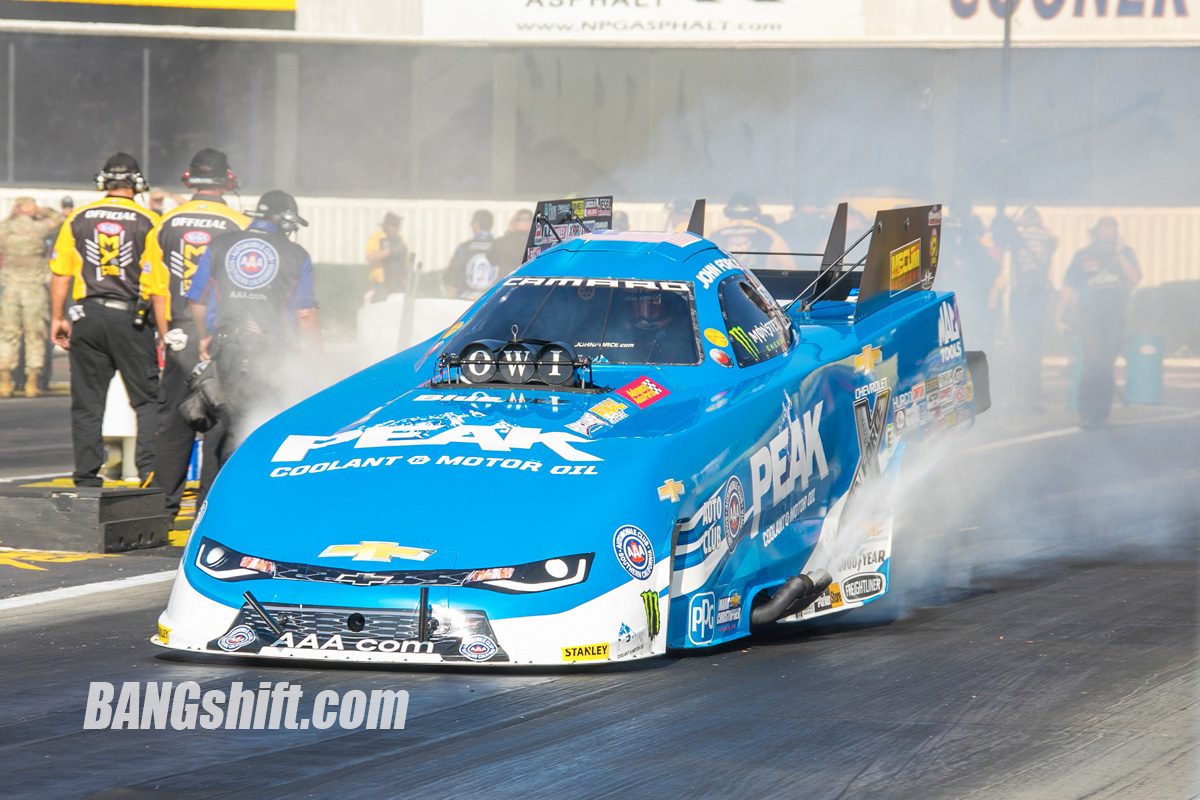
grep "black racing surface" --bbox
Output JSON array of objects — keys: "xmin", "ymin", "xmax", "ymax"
[
  {"xmin": 0, "ymin": 394, "xmax": 73, "ymax": 480},
  {"xmin": 0, "ymin": 388, "xmax": 1197, "ymax": 797}
]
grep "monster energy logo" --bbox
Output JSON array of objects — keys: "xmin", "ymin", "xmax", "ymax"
[
  {"xmin": 729, "ymin": 327, "xmax": 758, "ymax": 358},
  {"xmin": 641, "ymin": 590, "xmax": 661, "ymax": 638}
]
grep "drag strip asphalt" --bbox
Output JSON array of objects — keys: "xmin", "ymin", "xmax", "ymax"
[{"xmin": 0, "ymin": 398, "xmax": 1195, "ymax": 799}]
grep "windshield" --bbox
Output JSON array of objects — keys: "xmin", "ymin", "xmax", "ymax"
[{"xmin": 444, "ymin": 277, "xmax": 701, "ymax": 366}]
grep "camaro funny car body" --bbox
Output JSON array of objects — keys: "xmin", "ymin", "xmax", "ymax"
[{"xmin": 155, "ymin": 201, "xmax": 987, "ymax": 666}]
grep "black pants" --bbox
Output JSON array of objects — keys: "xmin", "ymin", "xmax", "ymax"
[
  {"xmin": 1078, "ymin": 312, "xmax": 1125, "ymax": 427},
  {"xmin": 67, "ymin": 303, "xmax": 159, "ymax": 487},
  {"xmin": 152, "ymin": 321, "xmax": 222, "ymax": 517}
]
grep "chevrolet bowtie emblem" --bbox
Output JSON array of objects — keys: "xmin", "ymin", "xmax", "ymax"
[
  {"xmin": 318, "ymin": 542, "xmax": 436, "ymax": 562},
  {"xmin": 657, "ymin": 478, "xmax": 685, "ymax": 503},
  {"xmin": 854, "ymin": 344, "xmax": 882, "ymax": 373}
]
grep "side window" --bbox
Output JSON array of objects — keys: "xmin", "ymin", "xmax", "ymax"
[{"xmin": 718, "ymin": 274, "xmax": 792, "ymax": 367}]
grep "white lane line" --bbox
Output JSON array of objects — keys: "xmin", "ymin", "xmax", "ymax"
[
  {"xmin": 0, "ymin": 570, "xmax": 175, "ymax": 611},
  {"xmin": 967, "ymin": 407, "xmax": 1200, "ymax": 454},
  {"xmin": 0, "ymin": 472, "xmax": 70, "ymax": 483},
  {"xmin": 966, "ymin": 426, "xmax": 1079, "ymax": 454}
]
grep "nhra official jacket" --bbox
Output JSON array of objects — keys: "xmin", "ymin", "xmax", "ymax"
[
  {"xmin": 141, "ymin": 197, "xmax": 250, "ymax": 324},
  {"xmin": 186, "ymin": 220, "xmax": 317, "ymax": 336},
  {"xmin": 50, "ymin": 196, "xmax": 159, "ymax": 302},
  {"xmin": 707, "ymin": 218, "xmax": 793, "ymax": 272}
]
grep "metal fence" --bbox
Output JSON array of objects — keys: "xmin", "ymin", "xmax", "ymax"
[{"xmin": 2, "ymin": 187, "xmax": 1195, "ymax": 289}]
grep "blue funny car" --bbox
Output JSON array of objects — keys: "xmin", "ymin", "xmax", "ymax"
[{"xmin": 154, "ymin": 200, "xmax": 988, "ymax": 665}]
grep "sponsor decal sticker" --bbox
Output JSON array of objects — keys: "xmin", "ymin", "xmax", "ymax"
[
  {"xmin": 842, "ymin": 572, "xmax": 887, "ymax": 603},
  {"xmin": 565, "ymin": 413, "xmax": 607, "ymax": 438},
  {"xmin": 588, "ymin": 398, "xmax": 629, "ymax": 424},
  {"xmin": 889, "ymin": 239, "xmax": 921, "ymax": 292},
  {"xmin": 657, "ymin": 478, "xmax": 685, "ymax": 503},
  {"xmin": 157, "ymin": 623, "xmax": 171, "ymax": 645},
  {"xmin": 613, "ymin": 525, "xmax": 655, "ymax": 581},
  {"xmin": 723, "ymin": 476, "xmax": 746, "ymax": 550},
  {"xmin": 705, "ymin": 327, "xmax": 729, "ymax": 347},
  {"xmin": 710, "ymin": 348, "xmax": 733, "ymax": 367},
  {"xmin": 318, "ymin": 542, "xmax": 435, "ymax": 562},
  {"xmin": 688, "ymin": 591, "xmax": 716, "ymax": 645},
  {"xmin": 716, "ymin": 592, "xmax": 742, "ymax": 631},
  {"xmin": 641, "ymin": 589, "xmax": 661, "ymax": 637},
  {"xmin": 938, "ymin": 301, "xmax": 963, "ymax": 362},
  {"xmin": 562, "ymin": 643, "xmax": 609, "ymax": 662},
  {"xmin": 854, "ymin": 344, "xmax": 882, "ymax": 374},
  {"xmin": 459, "ymin": 635, "xmax": 499, "ymax": 662},
  {"xmin": 616, "ymin": 376, "xmax": 669, "ymax": 408},
  {"xmin": 217, "ymin": 624, "xmax": 257, "ymax": 652}
]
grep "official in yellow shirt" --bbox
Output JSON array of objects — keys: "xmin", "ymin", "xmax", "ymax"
[
  {"xmin": 140, "ymin": 148, "xmax": 250, "ymax": 522},
  {"xmin": 49, "ymin": 152, "xmax": 159, "ymax": 487}
]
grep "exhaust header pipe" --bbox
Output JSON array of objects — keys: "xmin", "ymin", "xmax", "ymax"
[{"xmin": 749, "ymin": 569, "xmax": 833, "ymax": 627}]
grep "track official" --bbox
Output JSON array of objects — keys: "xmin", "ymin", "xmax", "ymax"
[
  {"xmin": 708, "ymin": 193, "xmax": 792, "ymax": 272},
  {"xmin": 49, "ymin": 153, "xmax": 159, "ymax": 487},
  {"xmin": 187, "ymin": 190, "xmax": 319, "ymax": 477},
  {"xmin": 141, "ymin": 148, "xmax": 249, "ymax": 522}
]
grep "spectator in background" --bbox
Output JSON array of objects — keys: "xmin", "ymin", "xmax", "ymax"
[
  {"xmin": 364, "ymin": 212, "xmax": 410, "ymax": 303},
  {"xmin": 939, "ymin": 209, "xmax": 1002, "ymax": 351},
  {"xmin": 665, "ymin": 198, "xmax": 692, "ymax": 232},
  {"xmin": 0, "ymin": 197, "xmax": 63, "ymax": 397},
  {"xmin": 1055, "ymin": 216, "xmax": 1141, "ymax": 429},
  {"xmin": 612, "ymin": 211, "xmax": 630, "ymax": 232},
  {"xmin": 993, "ymin": 206, "xmax": 1058, "ymax": 410},
  {"xmin": 488, "ymin": 208, "xmax": 533, "ymax": 278},
  {"xmin": 444, "ymin": 209, "xmax": 496, "ymax": 301},
  {"xmin": 148, "ymin": 188, "xmax": 185, "ymax": 216},
  {"xmin": 708, "ymin": 192, "xmax": 792, "ymax": 271},
  {"xmin": 776, "ymin": 200, "xmax": 833, "ymax": 257}
]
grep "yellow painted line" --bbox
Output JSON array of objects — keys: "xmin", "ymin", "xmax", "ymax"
[
  {"xmin": 0, "ymin": 547, "xmax": 114, "ymax": 571},
  {"xmin": 22, "ymin": 0, "xmax": 294, "ymax": 10},
  {"xmin": 168, "ymin": 529, "xmax": 191, "ymax": 547}
]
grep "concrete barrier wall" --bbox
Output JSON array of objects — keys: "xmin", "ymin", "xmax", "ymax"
[{"xmin": 2, "ymin": 188, "xmax": 1194, "ymax": 289}]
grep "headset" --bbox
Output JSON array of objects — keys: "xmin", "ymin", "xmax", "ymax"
[
  {"xmin": 181, "ymin": 167, "xmax": 240, "ymax": 192},
  {"xmin": 94, "ymin": 169, "xmax": 149, "ymax": 194},
  {"xmin": 247, "ymin": 207, "xmax": 308, "ymax": 235}
]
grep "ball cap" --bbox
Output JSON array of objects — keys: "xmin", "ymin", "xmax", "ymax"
[
  {"xmin": 1090, "ymin": 215, "xmax": 1119, "ymax": 234},
  {"xmin": 189, "ymin": 147, "xmax": 230, "ymax": 174},
  {"xmin": 254, "ymin": 190, "xmax": 308, "ymax": 226},
  {"xmin": 103, "ymin": 152, "xmax": 142, "ymax": 176}
]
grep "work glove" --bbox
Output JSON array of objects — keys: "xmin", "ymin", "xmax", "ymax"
[{"xmin": 163, "ymin": 328, "xmax": 189, "ymax": 352}]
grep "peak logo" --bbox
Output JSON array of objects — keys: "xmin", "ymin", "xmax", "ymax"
[
  {"xmin": 748, "ymin": 399, "xmax": 829, "ymax": 533},
  {"xmin": 273, "ymin": 424, "xmax": 602, "ymax": 464}
]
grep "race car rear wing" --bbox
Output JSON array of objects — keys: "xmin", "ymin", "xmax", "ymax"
[
  {"xmin": 767, "ymin": 203, "xmax": 943, "ymax": 323},
  {"xmin": 521, "ymin": 195, "xmax": 614, "ymax": 265},
  {"xmin": 851, "ymin": 204, "xmax": 942, "ymax": 321}
]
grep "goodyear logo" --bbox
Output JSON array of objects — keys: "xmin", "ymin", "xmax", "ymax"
[
  {"xmin": 889, "ymin": 239, "xmax": 921, "ymax": 292},
  {"xmin": 562, "ymin": 643, "xmax": 609, "ymax": 662}
]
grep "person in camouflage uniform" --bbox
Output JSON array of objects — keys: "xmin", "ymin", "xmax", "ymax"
[{"xmin": 0, "ymin": 197, "xmax": 64, "ymax": 397}]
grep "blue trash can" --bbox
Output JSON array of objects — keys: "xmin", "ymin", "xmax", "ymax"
[{"xmin": 1125, "ymin": 333, "xmax": 1164, "ymax": 405}]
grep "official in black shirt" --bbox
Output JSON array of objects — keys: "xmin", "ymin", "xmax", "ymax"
[{"xmin": 49, "ymin": 153, "xmax": 160, "ymax": 487}]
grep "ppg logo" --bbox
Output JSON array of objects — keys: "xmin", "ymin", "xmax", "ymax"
[{"xmin": 688, "ymin": 592, "xmax": 716, "ymax": 645}]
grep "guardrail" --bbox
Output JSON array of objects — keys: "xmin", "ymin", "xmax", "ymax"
[{"xmin": 2, "ymin": 188, "xmax": 1194, "ymax": 289}]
